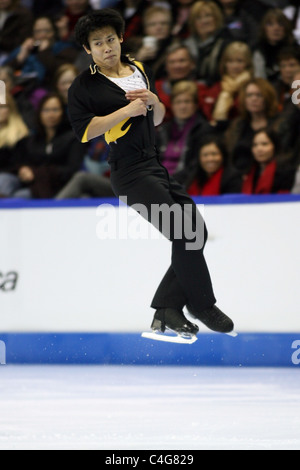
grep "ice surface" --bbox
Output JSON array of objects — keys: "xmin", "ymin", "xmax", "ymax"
[{"xmin": 0, "ymin": 366, "xmax": 299, "ymax": 450}]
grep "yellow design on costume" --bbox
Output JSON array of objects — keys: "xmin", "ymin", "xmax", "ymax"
[{"xmin": 104, "ymin": 117, "xmax": 132, "ymax": 144}]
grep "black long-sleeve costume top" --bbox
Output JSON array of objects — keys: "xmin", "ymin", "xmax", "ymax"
[{"xmin": 68, "ymin": 56, "xmax": 158, "ymax": 164}]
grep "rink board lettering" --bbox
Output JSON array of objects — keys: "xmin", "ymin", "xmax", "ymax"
[{"xmin": 0, "ymin": 195, "xmax": 299, "ymax": 365}]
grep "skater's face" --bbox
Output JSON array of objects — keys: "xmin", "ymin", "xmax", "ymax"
[
  {"xmin": 84, "ymin": 27, "xmax": 123, "ymax": 70},
  {"xmin": 199, "ymin": 143, "xmax": 223, "ymax": 176},
  {"xmin": 252, "ymin": 132, "xmax": 275, "ymax": 165}
]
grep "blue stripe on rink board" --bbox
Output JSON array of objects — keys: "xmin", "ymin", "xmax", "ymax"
[
  {"xmin": 0, "ymin": 333, "xmax": 299, "ymax": 367},
  {"xmin": 0, "ymin": 194, "xmax": 300, "ymax": 209}
]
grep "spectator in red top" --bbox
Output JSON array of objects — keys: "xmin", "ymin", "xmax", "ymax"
[
  {"xmin": 183, "ymin": 135, "xmax": 242, "ymax": 196},
  {"xmin": 242, "ymin": 129, "xmax": 295, "ymax": 195}
]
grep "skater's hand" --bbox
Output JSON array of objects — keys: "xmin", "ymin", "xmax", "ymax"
[
  {"xmin": 126, "ymin": 89, "xmax": 158, "ymax": 107},
  {"xmin": 126, "ymin": 98, "xmax": 148, "ymax": 118}
]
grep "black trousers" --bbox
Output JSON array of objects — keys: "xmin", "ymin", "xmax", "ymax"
[{"xmin": 110, "ymin": 154, "xmax": 216, "ymax": 313}]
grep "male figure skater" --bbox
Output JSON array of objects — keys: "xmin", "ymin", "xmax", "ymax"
[{"xmin": 68, "ymin": 9, "xmax": 234, "ymax": 341}]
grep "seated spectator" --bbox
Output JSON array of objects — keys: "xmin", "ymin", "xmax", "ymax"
[
  {"xmin": 253, "ymin": 8, "xmax": 296, "ymax": 82},
  {"xmin": 126, "ymin": 5, "xmax": 174, "ymax": 78},
  {"xmin": 242, "ymin": 129, "xmax": 295, "ymax": 194},
  {"xmin": 184, "ymin": 0, "xmax": 233, "ymax": 85},
  {"xmin": 16, "ymin": 93, "xmax": 86, "ymax": 199},
  {"xmin": 156, "ymin": 80, "xmax": 213, "ymax": 177},
  {"xmin": 56, "ymin": 135, "xmax": 115, "ymax": 199},
  {"xmin": 284, "ymin": 1, "xmax": 300, "ymax": 45},
  {"xmin": 54, "ymin": 63, "xmax": 79, "ymax": 107},
  {"xmin": 63, "ymin": 0, "xmax": 93, "ymax": 41},
  {"xmin": 272, "ymin": 46, "xmax": 300, "ymax": 112},
  {"xmin": 171, "ymin": 0, "xmax": 195, "ymax": 39},
  {"xmin": 183, "ymin": 135, "xmax": 242, "ymax": 196},
  {"xmin": 5, "ymin": 16, "xmax": 78, "ymax": 86},
  {"xmin": 216, "ymin": 0, "xmax": 258, "ymax": 49},
  {"xmin": 226, "ymin": 78, "xmax": 279, "ymax": 173},
  {"xmin": 278, "ymin": 68, "xmax": 300, "ymax": 157},
  {"xmin": 155, "ymin": 43, "xmax": 196, "ymax": 121},
  {"xmin": 31, "ymin": 0, "xmax": 64, "ymax": 18},
  {"xmin": 0, "ymin": 93, "xmax": 30, "ymax": 198},
  {"xmin": 116, "ymin": 0, "xmax": 144, "ymax": 41},
  {"xmin": 0, "ymin": 65, "xmax": 48, "ymax": 130},
  {"xmin": 0, "ymin": 0, "xmax": 33, "ymax": 62},
  {"xmin": 211, "ymin": 41, "xmax": 253, "ymax": 123}
]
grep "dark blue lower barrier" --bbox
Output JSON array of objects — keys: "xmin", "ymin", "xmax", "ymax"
[{"xmin": 0, "ymin": 333, "xmax": 299, "ymax": 367}]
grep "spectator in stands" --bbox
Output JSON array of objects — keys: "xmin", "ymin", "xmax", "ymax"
[
  {"xmin": 126, "ymin": 5, "xmax": 174, "ymax": 78},
  {"xmin": 272, "ymin": 46, "xmax": 300, "ymax": 111},
  {"xmin": 0, "ymin": 65, "xmax": 48, "ymax": 130},
  {"xmin": 116, "ymin": 0, "xmax": 144, "ymax": 41},
  {"xmin": 242, "ymin": 129, "xmax": 295, "ymax": 194},
  {"xmin": 215, "ymin": 0, "xmax": 258, "ymax": 49},
  {"xmin": 211, "ymin": 41, "xmax": 253, "ymax": 123},
  {"xmin": 253, "ymin": 8, "xmax": 296, "ymax": 82},
  {"xmin": 226, "ymin": 78, "xmax": 279, "ymax": 173},
  {"xmin": 184, "ymin": 0, "xmax": 232, "ymax": 85},
  {"xmin": 0, "ymin": 93, "xmax": 29, "ymax": 198},
  {"xmin": 155, "ymin": 43, "xmax": 196, "ymax": 121},
  {"xmin": 278, "ymin": 68, "xmax": 300, "ymax": 157},
  {"xmin": 284, "ymin": 0, "xmax": 300, "ymax": 45},
  {"xmin": 0, "ymin": 0, "xmax": 33, "ymax": 61},
  {"xmin": 64, "ymin": 0, "xmax": 93, "ymax": 40},
  {"xmin": 156, "ymin": 80, "xmax": 213, "ymax": 178},
  {"xmin": 54, "ymin": 63, "xmax": 79, "ymax": 107},
  {"xmin": 171, "ymin": 0, "xmax": 195, "ymax": 39},
  {"xmin": 5, "ymin": 16, "xmax": 77, "ymax": 86},
  {"xmin": 31, "ymin": 0, "xmax": 64, "ymax": 18},
  {"xmin": 183, "ymin": 135, "xmax": 242, "ymax": 196},
  {"xmin": 16, "ymin": 93, "xmax": 86, "ymax": 199}
]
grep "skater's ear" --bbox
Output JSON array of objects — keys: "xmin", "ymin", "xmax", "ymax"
[{"xmin": 83, "ymin": 45, "xmax": 92, "ymax": 55}]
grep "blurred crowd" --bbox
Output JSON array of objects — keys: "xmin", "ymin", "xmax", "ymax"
[{"xmin": 0, "ymin": 0, "xmax": 300, "ymax": 199}]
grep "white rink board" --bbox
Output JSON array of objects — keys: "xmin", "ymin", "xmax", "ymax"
[{"xmin": 0, "ymin": 200, "xmax": 299, "ymax": 333}]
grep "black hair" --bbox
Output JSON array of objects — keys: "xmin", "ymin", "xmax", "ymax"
[
  {"xmin": 75, "ymin": 9, "xmax": 126, "ymax": 49},
  {"xmin": 252, "ymin": 128, "xmax": 282, "ymax": 155},
  {"xmin": 34, "ymin": 15, "xmax": 59, "ymax": 42},
  {"xmin": 194, "ymin": 135, "xmax": 228, "ymax": 185}
]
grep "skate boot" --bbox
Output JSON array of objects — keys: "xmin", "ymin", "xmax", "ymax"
[
  {"xmin": 152, "ymin": 308, "xmax": 199, "ymax": 337},
  {"xmin": 142, "ymin": 308, "xmax": 199, "ymax": 344},
  {"xmin": 187, "ymin": 304, "xmax": 236, "ymax": 335}
]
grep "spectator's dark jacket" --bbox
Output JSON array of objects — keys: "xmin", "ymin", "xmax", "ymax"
[
  {"xmin": 0, "ymin": 7, "xmax": 34, "ymax": 54},
  {"xmin": 16, "ymin": 128, "xmax": 86, "ymax": 198}
]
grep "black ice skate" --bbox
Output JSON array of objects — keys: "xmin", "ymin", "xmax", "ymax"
[
  {"xmin": 142, "ymin": 308, "xmax": 199, "ymax": 344},
  {"xmin": 187, "ymin": 304, "xmax": 237, "ymax": 337}
]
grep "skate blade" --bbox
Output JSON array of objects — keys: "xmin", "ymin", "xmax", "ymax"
[
  {"xmin": 227, "ymin": 331, "xmax": 238, "ymax": 338},
  {"xmin": 142, "ymin": 331, "xmax": 198, "ymax": 345}
]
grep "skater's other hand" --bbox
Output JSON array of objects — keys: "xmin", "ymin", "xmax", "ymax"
[
  {"xmin": 126, "ymin": 89, "xmax": 158, "ymax": 107},
  {"xmin": 126, "ymin": 98, "xmax": 148, "ymax": 118}
]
